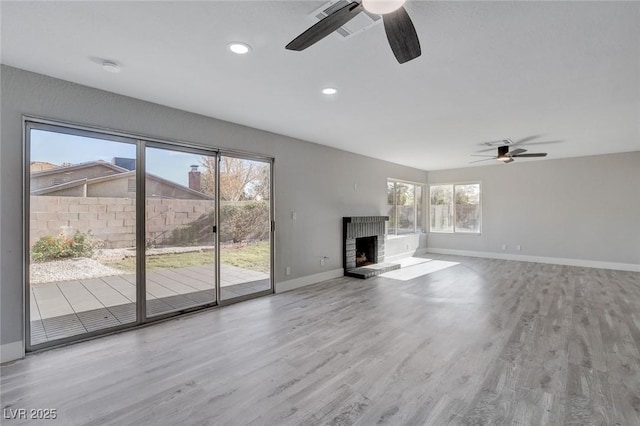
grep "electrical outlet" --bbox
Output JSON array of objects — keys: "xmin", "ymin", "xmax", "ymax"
[
  {"xmin": 516, "ymin": 245, "xmax": 521, "ymax": 251},
  {"xmin": 291, "ymin": 211, "xmax": 297, "ymax": 220},
  {"xmin": 286, "ymin": 266, "xmax": 291, "ymax": 275},
  {"xmin": 320, "ymin": 258, "xmax": 325, "ymax": 266}
]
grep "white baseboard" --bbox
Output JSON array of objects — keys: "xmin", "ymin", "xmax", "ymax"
[
  {"xmin": 426, "ymin": 248, "xmax": 640, "ymax": 272},
  {"xmin": 1, "ymin": 341, "xmax": 25, "ymax": 364},
  {"xmin": 385, "ymin": 248, "xmax": 429, "ymax": 263},
  {"xmin": 276, "ymin": 268, "xmax": 344, "ymax": 293}
]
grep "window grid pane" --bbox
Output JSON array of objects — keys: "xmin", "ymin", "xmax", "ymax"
[
  {"xmin": 396, "ymin": 182, "xmax": 415, "ymax": 234},
  {"xmin": 387, "ymin": 181, "xmax": 396, "ymax": 235},
  {"xmin": 416, "ymin": 186, "xmax": 423, "ymax": 233},
  {"xmin": 429, "ymin": 184, "xmax": 453, "ymax": 232},
  {"xmin": 429, "ymin": 183, "xmax": 481, "ymax": 234},
  {"xmin": 454, "ymin": 184, "xmax": 481, "ymax": 233},
  {"xmin": 387, "ymin": 179, "xmax": 425, "ymax": 235}
]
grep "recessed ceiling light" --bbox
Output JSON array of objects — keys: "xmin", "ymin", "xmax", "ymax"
[
  {"xmin": 102, "ymin": 60, "xmax": 121, "ymax": 73},
  {"xmin": 228, "ymin": 42, "xmax": 251, "ymax": 55},
  {"xmin": 322, "ymin": 87, "xmax": 338, "ymax": 95}
]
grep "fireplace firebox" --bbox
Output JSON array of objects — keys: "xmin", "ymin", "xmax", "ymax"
[{"xmin": 355, "ymin": 236, "xmax": 377, "ymax": 267}]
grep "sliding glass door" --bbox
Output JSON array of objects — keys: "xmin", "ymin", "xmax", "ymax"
[
  {"xmin": 219, "ymin": 155, "xmax": 272, "ymax": 301},
  {"xmin": 144, "ymin": 146, "xmax": 217, "ymax": 316},
  {"xmin": 26, "ymin": 120, "xmax": 274, "ymax": 350},
  {"xmin": 27, "ymin": 126, "xmax": 139, "ymax": 346}
]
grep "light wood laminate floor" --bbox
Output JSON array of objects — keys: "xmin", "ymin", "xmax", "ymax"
[{"xmin": 2, "ymin": 254, "xmax": 639, "ymax": 425}]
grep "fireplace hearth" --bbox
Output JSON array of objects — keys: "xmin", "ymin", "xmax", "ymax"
[{"xmin": 343, "ymin": 216, "xmax": 400, "ymax": 279}]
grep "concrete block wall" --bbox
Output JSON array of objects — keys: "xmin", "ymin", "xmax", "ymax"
[
  {"xmin": 145, "ymin": 198, "xmax": 213, "ymax": 246},
  {"xmin": 30, "ymin": 196, "xmax": 213, "ymax": 249}
]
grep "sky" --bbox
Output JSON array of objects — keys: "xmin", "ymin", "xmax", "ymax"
[{"xmin": 30, "ymin": 129, "xmax": 214, "ymax": 186}]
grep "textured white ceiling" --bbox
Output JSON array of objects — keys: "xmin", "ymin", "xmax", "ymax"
[{"xmin": 2, "ymin": 1, "xmax": 639, "ymax": 170}]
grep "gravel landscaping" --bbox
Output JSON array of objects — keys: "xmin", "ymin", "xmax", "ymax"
[
  {"xmin": 30, "ymin": 246, "xmax": 215, "ymax": 284},
  {"xmin": 30, "ymin": 258, "xmax": 124, "ymax": 285},
  {"xmin": 97, "ymin": 246, "xmax": 214, "ymax": 261}
]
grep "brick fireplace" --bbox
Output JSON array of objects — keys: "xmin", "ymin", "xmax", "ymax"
[{"xmin": 343, "ymin": 216, "xmax": 400, "ymax": 279}]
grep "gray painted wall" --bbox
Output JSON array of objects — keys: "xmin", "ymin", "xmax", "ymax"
[
  {"xmin": 427, "ymin": 152, "xmax": 640, "ymax": 265},
  {"xmin": 0, "ymin": 66, "xmax": 427, "ymax": 350}
]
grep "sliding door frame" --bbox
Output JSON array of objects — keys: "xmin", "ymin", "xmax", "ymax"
[
  {"xmin": 23, "ymin": 115, "xmax": 275, "ymax": 352},
  {"xmin": 216, "ymin": 152, "xmax": 275, "ymax": 305},
  {"xmin": 23, "ymin": 118, "xmax": 143, "ymax": 352},
  {"xmin": 142, "ymin": 142, "xmax": 220, "ymax": 318}
]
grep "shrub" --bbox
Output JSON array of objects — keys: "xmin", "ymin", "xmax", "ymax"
[
  {"xmin": 219, "ymin": 201, "xmax": 269, "ymax": 244},
  {"xmin": 163, "ymin": 211, "xmax": 216, "ymax": 247},
  {"xmin": 32, "ymin": 230, "xmax": 103, "ymax": 262},
  {"xmin": 161, "ymin": 201, "xmax": 269, "ymax": 247}
]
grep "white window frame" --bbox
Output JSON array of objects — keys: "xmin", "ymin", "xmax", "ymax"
[
  {"xmin": 387, "ymin": 178, "xmax": 425, "ymax": 236},
  {"xmin": 428, "ymin": 182, "xmax": 482, "ymax": 234}
]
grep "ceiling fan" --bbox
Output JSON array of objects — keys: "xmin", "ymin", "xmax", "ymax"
[
  {"xmin": 285, "ymin": 0, "xmax": 421, "ymax": 64},
  {"xmin": 469, "ymin": 136, "xmax": 560, "ymax": 164},
  {"xmin": 470, "ymin": 145, "xmax": 548, "ymax": 164}
]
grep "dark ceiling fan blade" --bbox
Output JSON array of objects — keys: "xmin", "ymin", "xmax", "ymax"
[
  {"xmin": 469, "ymin": 158, "xmax": 496, "ymax": 164},
  {"xmin": 507, "ymin": 148, "xmax": 527, "ymax": 156},
  {"xmin": 286, "ymin": 2, "xmax": 364, "ymax": 51},
  {"xmin": 511, "ymin": 153, "xmax": 548, "ymax": 158},
  {"xmin": 383, "ymin": 6, "xmax": 421, "ymax": 64}
]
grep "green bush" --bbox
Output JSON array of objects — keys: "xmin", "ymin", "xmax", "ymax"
[
  {"xmin": 220, "ymin": 201, "xmax": 269, "ymax": 244},
  {"xmin": 32, "ymin": 230, "xmax": 103, "ymax": 262},
  {"xmin": 163, "ymin": 211, "xmax": 216, "ymax": 247},
  {"xmin": 162, "ymin": 201, "xmax": 269, "ymax": 247}
]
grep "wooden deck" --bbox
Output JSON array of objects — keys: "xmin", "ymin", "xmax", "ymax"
[{"xmin": 30, "ymin": 264, "xmax": 270, "ymax": 345}]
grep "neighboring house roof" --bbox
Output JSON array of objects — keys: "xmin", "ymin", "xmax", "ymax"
[
  {"xmin": 30, "ymin": 161, "xmax": 59, "ymax": 172},
  {"xmin": 30, "ymin": 160, "xmax": 128, "ymax": 177},
  {"xmin": 148, "ymin": 173, "xmax": 214, "ymax": 200},
  {"xmin": 31, "ymin": 178, "xmax": 88, "ymax": 196},
  {"xmin": 145, "ymin": 174, "xmax": 213, "ymax": 200},
  {"xmin": 31, "ymin": 170, "xmax": 213, "ymax": 200}
]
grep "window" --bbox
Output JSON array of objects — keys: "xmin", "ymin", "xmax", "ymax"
[
  {"xmin": 387, "ymin": 179, "xmax": 424, "ymax": 235},
  {"xmin": 429, "ymin": 183, "xmax": 481, "ymax": 233}
]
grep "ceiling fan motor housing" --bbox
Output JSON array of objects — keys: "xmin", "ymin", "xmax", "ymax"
[{"xmin": 497, "ymin": 145, "xmax": 509, "ymax": 158}]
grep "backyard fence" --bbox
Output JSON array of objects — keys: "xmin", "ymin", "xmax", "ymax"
[
  {"xmin": 30, "ymin": 196, "xmax": 213, "ymax": 249},
  {"xmin": 429, "ymin": 204, "xmax": 479, "ymax": 232},
  {"xmin": 30, "ymin": 196, "xmax": 270, "ymax": 249}
]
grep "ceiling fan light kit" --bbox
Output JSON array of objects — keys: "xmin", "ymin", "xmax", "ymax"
[
  {"xmin": 362, "ymin": 0, "xmax": 406, "ymax": 15},
  {"xmin": 497, "ymin": 145, "xmax": 510, "ymax": 161}
]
